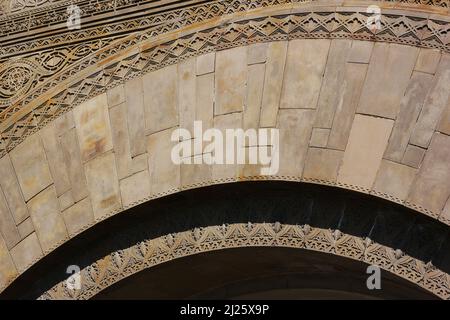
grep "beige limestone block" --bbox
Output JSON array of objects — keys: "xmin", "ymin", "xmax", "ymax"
[
  {"xmin": 315, "ymin": 39, "xmax": 352, "ymax": 128},
  {"xmin": 358, "ymin": 43, "xmax": 418, "ymax": 119},
  {"xmin": 131, "ymin": 153, "xmax": 148, "ymax": 174},
  {"xmin": 248, "ymin": 43, "xmax": 268, "ymax": 65},
  {"xmin": 373, "ymin": 160, "xmax": 417, "ymax": 201},
  {"xmin": 147, "ymin": 129, "xmax": 180, "ymax": 195},
  {"xmin": 347, "ymin": 41, "xmax": 373, "ymax": 64},
  {"xmin": 28, "ymin": 186, "xmax": 68, "ymax": 253},
  {"xmin": 384, "ymin": 72, "xmax": 434, "ymax": 161},
  {"xmin": 17, "ymin": 217, "xmax": 34, "ymax": 239},
  {"xmin": 441, "ymin": 198, "xmax": 450, "ymax": 223},
  {"xmin": 303, "ymin": 148, "xmax": 343, "ymax": 182},
  {"xmin": 181, "ymin": 156, "xmax": 212, "ymax": 188},
  {"xmin": 402, "ymin": 145, "xmax": 426, "ymax": 169},
  {"xmin": 109, "ymin": 103, "xmax": 133, "ymax": 179},
  {"xmin": 280, "ymin": 39, "xmax": 330, "ymax": 110},
  {"xmin": 10, "ymin": 134, "xmax": 53, "ymax": 201},
  {"xmin": 84, "ymin": 152, "xmax": 122, "ymax": 220},
  {"xmin": 310, "ymin": 128, "xmax": 329, "ymax": 148},
  {"xmin": 40, "ymin": 123, "xmax": 71, "ymax": 196},
  {"xmin": 0, "ymin": 189, "xmax": 20, "ymax": 249},
  {"xmin": 54, "ymin": 111, "xmax": 75, "ymax": 137},
  {"xmin": 337, "ymin": 115, "xmax": 394, "ymax": 190},
  {"xmin": 214, "ymin": 47, "xmax": 247, "ymax": 115},
  {"xmin": 62, "ymin": 197, "xmax": 94, "ymax": 237},
  {"xmin": 60, "ymin": 129, "xmax": 88, "ymax": 202},
  {"xmin": 244, "ymin": 63, "xmax": 265, "ymax": 130},
  {"xmin": 178, "ymin": 58, "xmax": 197, "ymax": 132},
  {"xmin": 0, "ymin": 156, "xmax": 29, "ymax": 224},
  {"xmin": 107, "ymin": 84, "xmax": 125, "ymax": 107},
  {"xmin": 73, "ymin": 93, "xmax": 113, "ymax": 162},
  {"xmin": 0, "ymin": 235, "xmax": 17, "ymax": 290},
  {"xmin": 260, "ymin": 41, "xmax": 288, "ymax": 127},
  {"xmin": 120, "ymin": 170, "xmax": 150, "ymax": 208},
  {"xmin": 196, "ymin": 73, "xmax": 214, "ymax": 129},
  {"xmin": 438, "ymin": 99, "xmax": 450, "ymax": 135},
  {"xmin": 125, "ymin": 77, "xmax": 146, "ymax": 157},
  {"xmin": 408, "ymin": 133, "xmax": 450, "ymax": 214},
  {"xmin": 327, "ymin": 63, "xmax": 368, "ymax": 150},
  {"xmin": 414, "ymin": 48, "xmax": 441, "ymax": 74},
  {"xmin": 196, "ymin": 52, "xmax": 215, "ymax": 75},
  {"xmin": 144, "ymin": 64, "xmax": 179, "ymax": 134},
  {"xmin": 277, "ymin": 109, "xmax": 315, "ymax": 176},
  {"xmin": 58, "ymin": 190, "xmax": 75, "ymax": 212},
  {"xmin": 10, "ymin": 232, "xmax": 42, "ymax": 273}
]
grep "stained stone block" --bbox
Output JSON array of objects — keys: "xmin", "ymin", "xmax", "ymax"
[
  {"xmin": 303, "ymin": 148, "xmax": 343, "ymax": 182},
  {"xmin": 280, "ymin": 39, "xmax": 330, "ymax": 110},
  {"xmin": 373, "ymin": 160, "xmax": 417, "ymax": 201},
  {"xmin": 402, "ymin": 145, "xmax": 426, "ymax": 169},
  {"xmin": 17, "ymin": 217, "xmax": 34, "ymax": 239},
  {"xmin": 131, "ymin": 153, "xmax": 148, "ymax": 174},
  {"xmin": 62, "ymin": 197, "xmax": 94, "ymax": 237},
  {"xmin": 84, "ymin": 152, "xmax": 122, "ymax": 220},
  {"xmin": 347, "ymin": 41, "xmax": 373, "ymax": 64},
  {"xmin": 441, "ymin": 198, "xmax": 450, "ymax": 223},
  {"xmin": 10, "ymin": 232, "xmax": 42, "ymax": 273},
  {"xmin": 0, "ymin": 235, "xmax": 17, "ymax": 290},
  {"xmin": 310, "ymin": 128, "xmax": 329, "ymax": 148},
  {"xmin": 125, "ymin": 77, "xmax": 146, "ymax": 157},
  {"xmin": 358, "ymin": 43, "xmax": 418, "ymax": 119},
  {"xmin": 109, "ymin": 103, "xmax": 133, "ymax": 179},
  {"xmin": 248, "ymin": 43, "xmax": 268, "ymax": 65},
  {"xmin": 0, "ymin": 189, "xmax": 20, "ymax": 249},
  {"xmin": 60, "ymin": 129, "xmax": 88, "ymax": 202},
  {"xmin": 414, "ymin": 48, "xmax": 441, "ymax": 74},
  {"xmin": 196, "ymin": 52, "xmax": 215, "ymax": 75},
  {"xmin": 107, "ymin": 84, "xmax": 125, "ymax": 107},
  {"xmin": 120, "ymin": 170, "xmax": 150, "ymax": 208},
  {"xmin": 28, "ymin": 186, "xmax": 68, "ymax": 253},
  {"xmin": 338, "ymin": 115, "xmax": 394, "ymax": 189},
  {"xmin": 244, "ymin": 64, "xmax": 265, "ymax": 130},
  {"xmin": 143, "ymin": 64, "xmax": 179, "ymax": 134},
  {"xmin": 54, "ymin": 111, "xmax": 75, "ymax": 136},
  {"xmin": 214, "ymin": 47, "xmax": 247, "ymax": 115},
  {"xmin": 58, "ymin": 190, "xmax": 75, "ymax": 212},
  {"xmin": 260, "ymin": 41, "xmax": 288, "ymax": 127},
  {"xmin": 196, "ymin": 73, "xmax": 214, "ymax": 129},
  {"xmin": 73, "ymin": 93, "xmax": 113, "ymax": 162},
  {"xmin": 408, "ymin": 133, "xmax": 450, "ymax": 214},
  {"xmin": 178, "ymin": 58, "xmax": 196, "ymax": 132},
  {"xmin": 10, "ymin": 134, "xmax": 53, "ymax": 201},
  {"xmin": 438, "ymin": 100, "xmax": 450, "ymax": 135},
  {"xmin": 0, "ymin": 156, "xmax": 29, "ymax": 224}
]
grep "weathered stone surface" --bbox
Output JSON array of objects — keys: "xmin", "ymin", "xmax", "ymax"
[
  {"xmin": 10, "ymin": 232, "xmax": 42, "ymax": 273},
  {"xmin": 196, "ymin": 52, "xmax": 215, "ymax": 75},
  {"xmin": 0, "ymin": 235, "xmax": 17, "ymax": 290},
  {"xmin": 408, "ymin": 133, "xmax": 450, "ymax": 214},
  {"xmin": 373, "ymin": 160, "xmax": 417, "ymax": 201},
  {"xmin": 327, "ymin": 63, "xmax": 367, "ymax": 150},
  {"xmin": 58, "ymin": 190, "xmax": 74, "ymax": 212},
  {"xmin": 280, "ymin": 39, "xmax": 330, "ymax": 110},
  {"xmin": 303, "ymin": 148, "xmax": 343, "ymax": 181},
  {"xmin": 10, "ymin": 134, "xmax": 53, "ymax": 201},
  {"xmin": 441, "ymin": 198, "xmax": 450, "ymax": 223},
  {"xmin": 410, "ymin": 56, "xmax": 450, "ymax": 147},
  {"xmin": 438, "ymin": 99, "xmax": 450, "ymax": 135},
  {"xmin": 109, "ymin": 103, "xmax": 133, "ymax": 179},
  {"xmin": 310, "ymin": 128, "xmax": 329, "ymax": 148},
  {"xmin": 0, "ymin": 189, "xmax": 20, "ymax": 249},
  {"xmin": 414, "ymin": 48, "xmax": 441, "ymax": 74},
  {"xmin": 131, "ymin": 153, "xmax": 148, "ymax": 174},
  {"xmin": 40, "ymin": 123, "xmax": 71, "ymax": 196},
  {"xmin": 60, "ymin": 129, "xmax": 88, "ymax": 202},
  {"xmin": 384, "ymin": 72, "xmax": 434, "ymax": 161},
  {"xmin": 196, "ymin": 73, "xmax": 214, "ymax": 129},
  {"xmin": 315, "ymin": 39, "xmax": 351, "ymax": 128},
  {"xmin": 143, "ymin": 64, "xmax": 179, "ymax": 134},
  {"xmin": 84, "ymin": 152, "xmax": 122, "ymax": 220},
  {"xmin": 402, "ymin": 145, "xmax": 426, "ymax": 169},
  {"xmin": 178, "ymin": 58, "xmax": 196, "ymax": 132},
  {"xmin": 17, "ymin": 217, "xmax": 34, "ymax": 239},
  {"xmin": 244, "ymin": 63, "xmax": 265, "ymax": 130},
  {"xmin": 125, "ymin": 77, "xmax": 146, "ymax": 157},
  {"xmin": 0, "ymin": 156, "xmax": 29, "ymax": 224},
  {"xmin": 54, "ymin": 111, "xmax": 75, "ymax": 136},
  {"xmin": 338, "ymin": 115, "xmax": 394, "ymax": 189},
  {"xmin": 62, "ymin": 198, "xmax": 94, "ymax": 237},
  {"xmin": 277, "ymin": 109, "xmax": 315, "ymax": 176},
  {"xmin": 215, "ymin": 47, "xmax": 247, "ymax": 115},
  {"xmin": 28, "ymin": 186, "xmax": 68, "ymax": 253},
  {"xmin": 358, "ymin": 43, "xmax": 418, "ymax": 119},
  {"xmin": 147, "ymin": 129, "xmax": 180, "ymax": 195},
  {"xmin": 73, "ymin": 93, "xmax": 113, "ymax": 162},
  {"xmin": 107, "ymin": 84, "xmax": 125, "ymax": 108},
  {"xmin": 260, "ymin": 41, "xmax": 288, "ymax": 127},
  {"xmin": 248, "ymin": 43, "xmax": 268, "ymax": 65},
  {"xmin": 120, "ymin": 170, "xmax": 150, "ymax": 208},
  {"xmin": 347, "ymin": 41, "xmax": 373, "ymax": 64}
]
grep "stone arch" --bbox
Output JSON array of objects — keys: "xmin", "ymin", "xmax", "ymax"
[{"xmin": 0, "ymin": 1, "xmax": 450, "ymax": 298}]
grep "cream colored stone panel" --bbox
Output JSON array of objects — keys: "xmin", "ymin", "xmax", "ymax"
[
  {"xmin": 347, "ymin": 41, "xmax": 373, "ymax": 64},
  {"xmin": 358, "ymin": 43, "xmax": 418, "ymax": 119},
  {"xmin": 0, "ymin": 188, "xmax": 20, "ymax": 249},
  {"xmin": 28, "ymin": 186, "xmax": 68, "ymax": 253},
  {"xmin": 277, "ymin": 109, "xmax": 315, "ymax": 176},
  {"xmin": 244, "ymin": 63, "xmax": 265, "ymax": 130},
  {"xmin": 310, "ymin": 128, "xmax": 329, "ymax": 148},
  {"xmin": 58, "ymin": 190, "xmax": 75, "ymax": 212},
  {"xmin": 260, "ymin": 41, "xmax": 288, "ymax": 127},
  {"xmin": 196, "ymin": 73, "xmax": 214, "ymax": 129},
  {"xmin": 408, "ymin": 133, "xmax": 450, "ymax": 214},
  {"xmin": 109, "ymin": 103, "xmax": 133, "ymax": 179},
  {"xmin": 17, "ymin": 217, "xmax": 34, "ymax": 239},
  {"xmin": 402, "ymin": 145, "xmax": 426, "ymax": 169},
  {"xmin": 53, "ymin": 111, "xmax": 75, "ymax": 137},
  {"xmin": 248, "ymin": 43, "xmax": 268, "ymax": 65},
  {"xmin": 84, "ymin": 152, "xmax": 122, "ymax": 220},
  {"xmin": 373, "ymin": 160, "xmax": 417, "ymax": 201},
  {"xmin": 196, "ymin": 52, "xmax": 215, "ymax": 76},
  {"xmin": 178, "ymin": 58, "xmax": 197, "ymax": 132},
  {"xmin": 10, "ymin": 134, "xmax": 53, "ymax": 201},
  {"xmin": 280, "ymin": 39, "xmax": 330, "ymax": 110},
  {"xmin": 73, "ymin": 93, "xmax": 113, "ymax": 162},
  {"xmin": 147, "ymin": 128, "xmax": 180, "ymax": 195},
  {"xmin": 10, "ymin": 233, "xmax": 42, "ymax": 273},
  {"xmin": 107, "ymin": 84, "xmax": 125, "ymax": 108},
  {"xmin": 131, "ymin": 153, "xmax": 148, "ymax": 174},
  {"xmin": 0, "ymin": 156, "xmax": 29, "ymax": 224},
  {"xmin": 303, "ymin": 148, "xmax": 343, "ymax": 182},
  {"xmin": 144, "ymin": 64, "xmax": 179, "ymax": 134},
  {"xmin": 414, "ymin": 48, "xmax": 441, "ymax": 74},
  {"xmin": 125, "ymin": 77, "xmax": 146, "ymax": 157},
  {"xmin": 337, "ymin": 115, "xmax": 394, "ymax": 190},
  {"xmin": 120, "ymin": 170, "xmax": 151, "ymax": 208},
  {"xmin": 0, "ymin": 235, "xmax": 18, "ymax": 290},
  {"xmin": 438, "ymin": 99, "xmax": 450, "ymax": 135},
  {"xmin": 214, "ymin": 47, "xmax": 247, "ymax": 115},
  {"xmin": 62, "ymin": 198, "xmax": 94, "ymax": 237}
]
